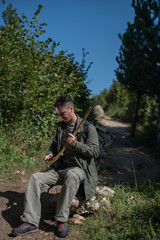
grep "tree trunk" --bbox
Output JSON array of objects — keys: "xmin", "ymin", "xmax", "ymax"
[
  {"xmin": 131, "ymin": 92, "xmax": 141, "ymax": 137},
  {"xmin": 156, "ymin": 94, "xmax": 160, "ymax": 150}
]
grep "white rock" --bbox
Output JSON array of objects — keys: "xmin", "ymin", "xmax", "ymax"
[
  {"xmin": 99, "ymin": 197, "xmax": 111, "ymax": 207},
  {"xmin": 96, "ymin": 186, "xmax": 115, "ymax": 196},
  {"xmin": 70, "ymin": 214, "xmax": 86, "ymax": 224},
  {"xmin": 94, "ymin": 105, "xmax": 104, "ymax": 117}
]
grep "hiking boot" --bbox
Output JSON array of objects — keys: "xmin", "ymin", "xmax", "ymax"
[
  {"xmin": 57, "ymin": 221, "xmax": 69, "ymax": 238},
  {"xmin": 11, "ymin": 222, "xmax": 39, "ymax": 236}
]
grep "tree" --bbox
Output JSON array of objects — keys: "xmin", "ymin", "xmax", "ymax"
[
  {"xmin": 91, "ymin": 88, "xmax": 109, "ymax": 110},
  {"xmin": 2, "ymin": 3, "xmax": 19, "ymax": 25},
  {"xmin": 0, "ymin": 4, "xmax": 91, "ymax": 138},
  {"xmin": 131, "ymin": 0, "xmax": 160, "ymax": 150},
  {"xmin": 115, "ymin": 0, "xmax": 160, "ymax": 149}
]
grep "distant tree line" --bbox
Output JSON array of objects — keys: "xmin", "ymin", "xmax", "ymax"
[{"xmin": 92, "ymin": 0, "xmax": 160, "ymax": 150}]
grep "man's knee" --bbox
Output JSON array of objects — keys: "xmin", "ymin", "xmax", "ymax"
[
  {"xmin": 30, "ymin": 172, "xmax": 41, "ymax": 182},
  {"xmin": 65, "ymin": 168, "xmax": 84, "ymax": 184},
  {"xmin": 27, "ymin": 173, "xmax": 41, "ymax": 189}
]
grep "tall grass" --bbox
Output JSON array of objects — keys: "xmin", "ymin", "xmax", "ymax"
[
  {"xmin": 0, "ymin": 127, "xmax": 49, "ymax": 181},
  {"xmin": 78, "ymin": 181, "xmax": 160, "ymax": 240}
]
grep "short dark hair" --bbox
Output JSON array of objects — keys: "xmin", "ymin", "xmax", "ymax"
[{"xmin": 54, "ymin": 94, "xmax": 74, "ymax": 108}]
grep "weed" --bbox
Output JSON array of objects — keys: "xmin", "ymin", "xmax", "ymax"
[
  {"xmin": 0, "ymin": 127, "xmax": 48, "ymax": 181},
  {"xmin": 78, "ymin": 183, "xmax": 160, "ymax": 240}
]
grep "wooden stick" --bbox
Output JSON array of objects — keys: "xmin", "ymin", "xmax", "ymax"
[{"xmin": 40, "ymin": 106, "xmax": 92, "ymax": 172}]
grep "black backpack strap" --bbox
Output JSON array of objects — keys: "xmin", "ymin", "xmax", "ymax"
[
  {"xmin": 77, "ymin": 120, "xmax": 91, "ymax": 143},
  {"xmin": 82, "ymin": 120, "xmax": 91, "ymax": 141}
]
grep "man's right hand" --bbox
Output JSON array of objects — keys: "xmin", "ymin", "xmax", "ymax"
[{"xmin": 44, "ymin": 153, "xmax": 53, "ymax": 163}]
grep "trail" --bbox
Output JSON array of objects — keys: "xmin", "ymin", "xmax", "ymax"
[{"xmin": 98, "ymin": 116, "xmax": 160, "ymax": 186}]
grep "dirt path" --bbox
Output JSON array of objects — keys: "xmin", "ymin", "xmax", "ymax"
[
  {"xmin": 0, "ymin": 116, "xmax": 160, "ymax": 240},
  {"xmin": 98, "ymin": 116, "xmax": 160, "ymax": 186}
]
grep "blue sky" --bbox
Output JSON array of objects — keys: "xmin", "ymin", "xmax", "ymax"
[{"xmin": 0, "ymin": 0, "xmax": 135, "ymax": 95}]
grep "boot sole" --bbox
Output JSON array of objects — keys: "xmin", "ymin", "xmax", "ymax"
[
  {"xmin": 57, "ymin": 230, "xmax": 69, "ymax": 238},
  {"xmin": 12, "ymin": 228, "xmax": 39, "ymax": 236}
]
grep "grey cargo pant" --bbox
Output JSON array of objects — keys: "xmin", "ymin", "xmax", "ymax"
[{"xmin": 22, "ymin": 167, "xmax": 85, "ymax": 227}]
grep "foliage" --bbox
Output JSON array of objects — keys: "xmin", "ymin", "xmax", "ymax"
[
  {"xmin": 91, "ymin": 89, "xmax": 109, "ymax": 110},
  {"xmin": 78, "ymin": 182, "xmax": 160, "ymax": 240},
  {"xmin": 116, "ymin": 0, "xmax": 159, "ymax": 95},
  {"xmin": 0, "ymin": 3, "xmax": 93, "ymax": 174},
  {"xmin": 2, "ymin": 3, "xmax": 19, "ymax": 26},
  {"xmin": 91, "ymin": 81, "xmax": 133, "ymax": 121},
  {"xmin": 0, "ymin": 4, "xmax": 91, "ymax": 135},
  {"xmin": 105, "ymin": 80, "xmax": 130, "ymax": 118},
  {"xmin": 0, "ymin": 127, "xmax": 44, "ymax": 181},
  {"xmin": 115, "ymin": 0, "xmax": 160, "ymax": 143}
]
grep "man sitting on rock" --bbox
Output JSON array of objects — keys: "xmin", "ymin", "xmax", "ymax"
[{"xmin": 12, "ymin": 94, "xmax": 99, "ymax": 238}]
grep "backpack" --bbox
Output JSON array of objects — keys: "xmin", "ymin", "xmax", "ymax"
[{"xmin": 81, "ymin": 120, "xmax": 115, "ymax": 166}]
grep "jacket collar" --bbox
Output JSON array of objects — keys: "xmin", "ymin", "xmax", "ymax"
[{"xmin": 75, "ymin": 114, "xmax": 84, "ymax": 133}]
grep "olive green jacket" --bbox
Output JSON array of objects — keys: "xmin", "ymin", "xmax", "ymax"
[{"xmin": 48, "ymin": 115, "xmax": 99, "ymax": 201}]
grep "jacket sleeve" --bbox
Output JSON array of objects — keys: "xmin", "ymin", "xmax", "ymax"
[{"xmin": 74, "ymin": 124, "xmax": 99, "ymax": 159}]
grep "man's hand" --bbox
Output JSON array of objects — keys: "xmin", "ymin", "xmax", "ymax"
[
  {"xmin": 44, "ymin": 153, "xmax": 53, "ymax": 163},
  {"xmin": 67, "ymin": 133, "xmax": 77, "ymax": 147}
]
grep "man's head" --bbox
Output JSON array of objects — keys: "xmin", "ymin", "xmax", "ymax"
[
  {"xmin": 54, "ymin": 94, "xmax": 77, "ymax": 123},
  {"xmin": 54, "ymin": 94, "xmax": 74, "ymax": 109}
]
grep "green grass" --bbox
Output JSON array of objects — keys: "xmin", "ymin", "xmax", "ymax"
[
  {"xmin": 0, "ymin": 128, "xmax": 47, "ymax": 181},
  {"xmin": 77, "ymin": 182, "xmax": 160, "ymax": 240}
]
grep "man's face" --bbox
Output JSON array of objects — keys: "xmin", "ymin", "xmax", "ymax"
[{"xmin": 56, "ymin": 106, "xmax": 73, "ymax": 123}]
